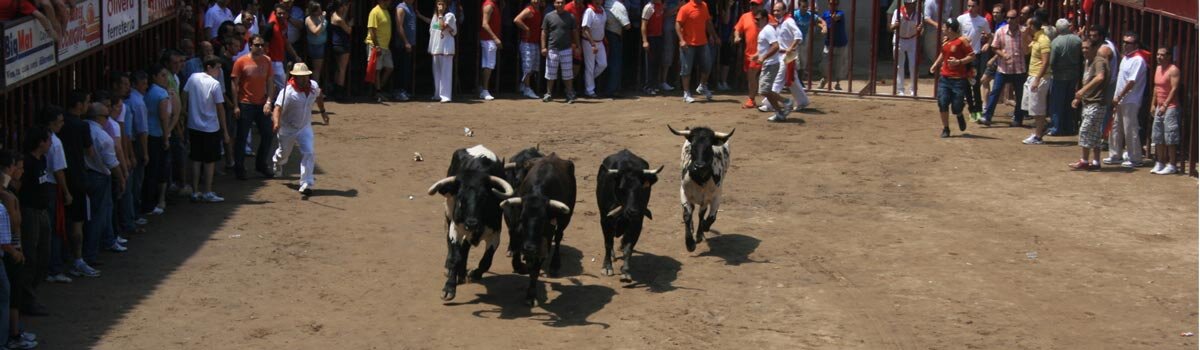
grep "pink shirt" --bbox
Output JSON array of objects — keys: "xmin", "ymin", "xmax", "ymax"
[{"xmin": 990, "ymin": 24, "xmax": 1025, "ymax": 74}]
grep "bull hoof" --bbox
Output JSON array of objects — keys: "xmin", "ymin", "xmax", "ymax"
[
  {"xmin": 696, "ymin": 231, "xmax": 706, "ymax": 243},
  {"xmin": 525, "ymin": 297, "xmax": 537, "ymax": 307},
  {"xmin": 685, "ymin": 235, "xmax": 696, "ymax": 252},
  {"xmin": 441, "ymin": 288, "xmax": 457, "ymax": 301},
  {"xmin": 620, "ymin": 273, "xmax": 632, "ymax": 283},
  {"xmin": 601, "ymin": 265, "xmax": 614, "ymax": 276},
  {"xmin": 468, "ymin": 269, "xmax": 485, "ymax": 282}
]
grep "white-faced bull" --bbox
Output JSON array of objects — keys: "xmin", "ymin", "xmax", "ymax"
[
  {"xmin": 501, "ymin": 146, "xmax": 545, "ymax": 269},
  {"xmin": 667, "ymin": 125, "xmax": 733, "ymax": 252},
  {"xmin": 499, "ymin": 153, "xmax": 576, "ymax": 306},
  {"xmin": 596, "ymin": 150, "xmax": 662, "ymax": 281},
  {"xmin": 427, "ymin": 145, "xmax": 515, "ymax": 301}
]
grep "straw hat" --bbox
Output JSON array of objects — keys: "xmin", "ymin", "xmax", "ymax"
[{"xmin": 289, "ymin": 63, "xmax": 313, "ymax": 76}]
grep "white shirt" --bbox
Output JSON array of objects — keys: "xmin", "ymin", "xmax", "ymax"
[
  {"xmin": 273, "ymin": 81, "xmax": 322, "ymax": 130},
  {"xmin": 641, "ymin": 2, "xmax": 655, "ymax": 21},
  {"xmin": 428, "ymin": 13, "xmax": 457, "ymax": 55},
  {"xmin": 605, "ymin": 1, "xmax": 630, "ymax": 34},
  {"xmin": 183, "ymin": 72, "xmax": 225, "ymax": 133},
  {"xmin": 956, "ymin": 13, "xmax": 990, "ymax": 53},
  {"xmin": 890, "ymin": 7, "xmax": 920, "ymax": 42},
  {"xmin": 84, "ymin": 120, "xmax": 119, "ymax": 174},
  {"xmin": 1115, "ymin": 52, "xmax": 1147, "ymax": 106},
  {"xmin": 923, "ymin": 0, "xmax": 951, "ymax": 24},
  {"xmin": 776, "ymin": 17, "xmax": 802, "ymax": 52},
  {"xmin": 234, "ymin": 14, "xmax": 261, "ymax": 35},
  {"xmin": 757, "ymin": 24, "xmax": 780, "ymax": 65},
  {"xmin": 204, "ymin": 4, "xmax": 235, "ymax": 39},
  {"xmin": 582, "ymin": 7, "xmax": 608, "ymax": 42},
  {"xmin": 41, "ymin": 134, "xmax": 65, "ymax": 184}
]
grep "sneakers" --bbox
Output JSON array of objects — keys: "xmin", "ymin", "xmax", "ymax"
[
  {"xmin": 6, "ymin": 338, "xmax": 37, "ymax": 349},
  {"xmin": 271, "ymin": 162, "xmax": 280, "ymax": 177},
  {"xmin": 741, "ymin": 98, "xmax": 756, "ymax": 109},
  {"xmin": 107, "ymin": 242, "xmax": 128, "ymax": 252},
  {"xmin": 1156, "ymin": 164, "xmax": 1178, "ymax": 175},
  {"xmin": 479, "ymin": 90, "xmax": 495, "ymax": 101},
  {"xmin": 940, "ymin": 127, "xmax": 950, "ymax": 138},
  {"xmin": 1069, "ymin": 160, "xmax": 1090, "ymax": 170},
  {"xmin": 542, "ymin": 93, "xmax": 552, "ymax": 103},
  {"xmin": 521, "ymin": 87, "xmax": 539, "ymax": 99},
  {"xmin": 767, "ymin": 114, "xmax": 785, "ymax": 122},
  {"xmin": 758, "ymin": 104, "xmax": 774, "ymax": 112},
  {"xmin": 583, "ymin": 91, "xmax": 598, "ymax": 98},
  {"xmin": 19, "ymin": 332, "xmax": 35, "ymax": 342},
  {"xmin": 45, "ymin": 274, "xmax": 72, "ymax": 283},
  {"xmin": 783, "ymin": 99, "xmax": 795, "ymax": 114},
  {"xmin": 1102, "ymin": 156, "xmax": 1124, "ymax": 165},
  {"xmin": 71, "ymin": 261, "xmax": 100, "ymax": 278},
  {"xmin": 393, "ymin": 90, "xmax": 411, "ymax": 101},
  {"xmin": 660, "ymin": 83, "xmax": 675, "ymax": 91},
  {"xmin": 1150, "ymin": 162, "xmax": 1164, "ymax": 174},
  {"xmin": 135, "ymin": 217, "xmax": 148, "ymax": 226},
  {"xmin": 299, "ymin": 183, "xmax": 313, "ymax": 196},
  {"xmin": 697, "ymin": 84, "xmax": 713, "ymax": 101},
  {"xmin": 565, "ymin": 93, "xmax": 577, "ymax": 104},
  {"xmin": 146, "ymin": 206, "xmax": 164, "ymax": 216},
  {"xmin": 969, "ymin": 111, "xmax": 982, "ymax": 122},
  {"xmin": 682, "ymin": 93, "xmax": 695, "ymax": 104},
  {"xmin": 439, "ymin": 97, "xmax": 452, "ymax": 103},
  {"xmin": 116, "ymin": 236, "xmax": 128, "ymax": 244},
  {"xmin": 956, "ymin": 114, "xmax": 967, "ymax": 131},
  {"xmin": 179, "ymin": 185, "xmax": 194, "ymax": 196},
  {"xmin": 201, "ymin": 192, "xmax": 225, "ymax": 203},
  {"xmin": 1120, "ymin": 160, "xmax": 1142, "ymax": 168},
  {"xmin": 643, "ymin": 87, "xmax": 659, "ymax": 95},
  {"xmin": 190, "ymin": 192, "xmax": 201, "ymax": 202},
  {"xmin": 1021, "ymin": 135, "xmax": 1044, "ymax": 145}
]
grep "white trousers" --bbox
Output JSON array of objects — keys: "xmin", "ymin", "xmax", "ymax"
[
  {"xmin": 1109, "ymin": 103, "xmax": 1143, "ymax": 163},
  {"xmin": 583, "ymin": 41, "xmax": 607, "ymax": 94},
  {"xmin": 274, "ymin": 126, "xmax": 316, "ymax": 187},
  {"xmin": 791, "ymin": 64, "xmax": 810, "ymax": 107},
  {"xmin": 433, "ymin": 55, "xmax": 454, "ymax": 101},
  {"xmin": 895, "ymin": 39, "xmax": 917, "ymax": 95}
]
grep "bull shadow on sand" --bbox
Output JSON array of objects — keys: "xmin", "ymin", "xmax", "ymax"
[
  {"xmin": 461, "ymin": 275, "xmax": 614, "ymax": 328},
  {"xmin": 621, "ymin": 251, "xmax": 683, "ymax": 293},
  {"xmin": 697, "ymin": 231, "xmax": 766, "ymax": 265}
]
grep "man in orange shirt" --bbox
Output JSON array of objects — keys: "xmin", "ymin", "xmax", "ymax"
[
  {"xmin": 732, "ymin": 0, "xmax": 763, "ymax": 108},
  {"xmin": 230, "ymin": 35, "xmax": 277, "ymax": 180},
  {"xmin": 675, "ymin": 0, "xmax": 720, "ymax": 103}
]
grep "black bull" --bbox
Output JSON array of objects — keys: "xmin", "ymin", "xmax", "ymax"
[
  {"xmin": 499, "ymin": 154, "xmax": 576, "ymax": 305},
  {"xmin": 595, "ymin": 149, "xmax": 662, "ymax": 281}
]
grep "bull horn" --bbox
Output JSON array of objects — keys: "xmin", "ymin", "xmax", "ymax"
[
  {"xmin": 606, "ymin": 206, "xmax": 623, "ymax": 217},
  {"xmin": 548, "ymin": 200, "xmax": 572, "ymax": 215},
  {"xmin": 489, "ymin": 176, "xmax": 515, "ymax": 197},
  {"xmin": 499, "ymin": 197, "xmax": 523, "ymax": 209},
  {"xmin": 643, "ymin": 165, "xmax": 664, "ymax": 175},
  {"xmin": 426, "ymin": 176, "xmax": 456, "ymax": 196},
  {"xmin": 714, "ymin": 128, "xmax": 736, "ymax": 141},
  {"xmin": 667, "ymin": 125, "xmax": 691, "ymax": 137},
  {"xmin": 608, "ymin": 168, "xmax": 620, "ymax": 174},
  {"xmin": 504, "ymin": 162, "xmax": 519, "ymax": 170}
]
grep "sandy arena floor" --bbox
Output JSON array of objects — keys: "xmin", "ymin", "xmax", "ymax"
[{"xmin": 35, "ymin": 91, "xmax": 1197, "ymax": 349}]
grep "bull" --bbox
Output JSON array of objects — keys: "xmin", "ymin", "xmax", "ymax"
[
  {"xmin": 499, "ymin": 154, "xmax": 576, "ymax": 305},
  {"xmin": 501, "ymin": 146, "xmax": 545, "ymax": 269},
  {"xmin": 667, "ymin": 125, "xmax": 733, "ymax": 252},
  {"xmin": 427, "ymin": 145, "xmax": 515, "ymax": 301},
  {"xmin": 596, "ymin": 150, "xmax": 662, "ymax": 281}
]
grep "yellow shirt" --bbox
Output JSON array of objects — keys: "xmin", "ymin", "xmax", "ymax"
[
  {"xmin": 366, "ymin": 5, "xmax": 393, "ymax": 47},
  {"xmin": 1028, "ymin": 29, "xmax": 1051, "ymax": 77}
]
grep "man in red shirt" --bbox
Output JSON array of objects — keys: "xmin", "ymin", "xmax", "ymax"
[
  {"xmin": 267, "ymin": 4, "xmax": 301, "ymax": 97},
  {"xmin": 732, "ymin": 0, "xmax": 763, "ymax": 108},
  {"xmin": 514, "ymin": 0, "xmax": 544, "ymax": 99},
  {"xmin": 479, "ymin": 0, "xmax": 503, "ymax": 100},
  {"xmin": 230, "ymin": 34, "xmax": 276, "ymax": 180},
  {"xmin": 675, "ymin": 0, "xmax": 720, "ymax": 103},
  {"xmin": 640, "ymin": 0, "xmax": 665, "ymax": 95},
  {"xmin": 563, "ymin": 0, "xmax": 587, "ymax": 79},
  {"xmin": 929, "ymin": 18, "xmax": 974, "ymax": 138}
]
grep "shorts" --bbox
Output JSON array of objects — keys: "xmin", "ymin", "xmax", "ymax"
[
  {"xmin": 936, "ymin": 76, "xmax": 967, "ymax": 114},
  {"xmin": 758, "ymin": 63, "xmax": 780, "ymax": 95},
  {"xmin": 983, "ymin": 60, "xmax": 997, "ymax": 77},
  {"xmin": 1078, "ymin": 103, "xmax": 1106, "ymax": 148},
  {"xmin": 331, "ymin": 45, "xmax": 349, "ymax": 55},
  {"xmin": 372, "ymin": 48, "xmax": 394, "ymax": 70},
  {"xmin": 679, "ymin": 44, "xmax": 712, "ymax": 76},
  {"xmin": 307, "ymin": 43, "xmax": 326, "ymax": 59},
  {"xmin": 520, "ymin": 42, "xmax": 540, "ymax": 76},
  {"xmin": 1151, "ymin": 106, "xmax": 1181, "ymax": 146},
  {"xmin": 743, "ymin": 55, "xmax": 762, "ymax": 72},
  {"xmin": 545, "ymin": 49, "xmax": 574, "ymax": 80},
  {"xmin": 1021, "ymin": 76, "xmax": 1050, "ymax": 116},
  {"xmin": 188, "ymin": 129, "xmax": 223, "ymax": 163},
  {"xmin": 480, "ymin": 40, "xmax": 498, "ymax": 69}
]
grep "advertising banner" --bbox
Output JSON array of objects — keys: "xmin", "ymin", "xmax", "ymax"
[
  {"xmin": 3, "ymin": 19, "xmax": 57, "ymax": 87},
  {"xmin": 58, "ymin": 0, "xmax": 102, "ymax": 61},
  {"xmin": 142, "ymin": 0, "xmax": 176, "ymax": 25},
  {"xmin": 102, "ymin": 0, "xmax": 140, "ymax": 44}
]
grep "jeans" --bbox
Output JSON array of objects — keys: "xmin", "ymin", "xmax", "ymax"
[
  {"xmin": 604, "ymin": 31, "xmax": 623, "ymax": 95},
  {"xmin": 394, "ymin": 44, "xmax": 413, "ymax": 93},
  {"xmin": 643, "ymin": 36, "xmax": 662, "ymax": 90},
  {"xmin": 83, "ymin": 171, "xmax": 113, "ymax": 263},
  {"xmin": 1048, "ymin": 78, "xmax": 1079, "ymax": 135},
  {"xmin": 20, "ymin": 208, "xmax": 49, "ymax": 308},
  {"xmin": 983, "ymin": 72, "xmax": 1028, "ymax": 123},
  {"xmin": 142, "ymin": 136, "xmax": 168, "ymax": 213},
  {"xmin": 936, "ymin": 76, "xmax": 967, "ymax": 115},
  {"xmin": 0, "ymin": 258, "xmax": 10, "ymax": 345},
  {"xmin": 235, "ymin": 103, "xmax": 274, "ymax": 176}
]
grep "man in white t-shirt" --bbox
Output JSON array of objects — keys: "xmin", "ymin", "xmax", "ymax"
[
  {"xmin": 891, "ymin": 0, "xmax": 921, "ymax": 96},
  {"xmin": 752, "ymin": 9, "xmax": 790, "ymax": 122},
  {"xmin": 1104, "ymin": 31, "xmax": 1148, "ymax": 168},
  {"xmin": 763, "ymin": 2, "xmax": 808, "ymax": 112},
  {"xmin": 182, "ymin": 56, "xmax": 229, "ymax": 203},
  {"xmin": 204, "ymin": 0, "xmax": 235, "ymax": 39},
  {"xmin": 955, "ymin": 0, "xmax": 990, "ymax": 120},
  {"xmin": 581, "ymin": 1, "xmax": 609, "ymax": 97},
  {"xmin": 272, "ymin": 63, "xmax": 328, "ymax": 196}
]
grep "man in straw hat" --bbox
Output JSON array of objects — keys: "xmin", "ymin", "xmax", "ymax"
[{"xmin": 271, "ymin": 63, "xmax": 328, "ymax": 196}]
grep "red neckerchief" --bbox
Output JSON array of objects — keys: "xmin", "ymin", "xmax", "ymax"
[
  {"xmin": 1127, "ymin": 48, "xmax": 1150, "ymax": 63},
  {"xmin": 288, "ymin": 78, "xmax": 311, "ymax": 94},
  {"xmin": 589, "ymin": 3, "xmax": 604, "ymax": 15},
  {"xmin": 899, "ymin": 4, "xmax": 911, "ymax": 19}
]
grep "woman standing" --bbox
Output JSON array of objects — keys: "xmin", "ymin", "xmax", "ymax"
[
  {"xmin": 329, "ymin": 0, "xmax": 353, "ymax": 100},
  {"xmin": 428, "ymin": 0, "xmax": 457, "ymax": 103},
  {"xmin": 305, "ymin": 2, "xmax": 329, "ymax": 87}
]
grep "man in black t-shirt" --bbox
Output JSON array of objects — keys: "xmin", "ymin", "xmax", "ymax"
[
  {"xmin": 59, "ymin": 90, "xmax": 99, "ymax": 278},
  {"xmin": 19, "ymin": 126, "xmax": 53, "ymax": 315}
]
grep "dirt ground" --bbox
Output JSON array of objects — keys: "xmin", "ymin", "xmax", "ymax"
[{"xmin": 35, "ymin": 91, "xmax": 1197, "ymax": 349}]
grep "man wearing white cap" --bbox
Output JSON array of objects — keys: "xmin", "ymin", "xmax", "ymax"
[{"xmin": 271, "ymin": 63, "xmax": 329, "ymax": 196}]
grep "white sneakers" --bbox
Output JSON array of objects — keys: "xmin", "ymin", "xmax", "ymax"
[
  {"xmin": 1021, "ymin": 135, "xmax": 1044, "ymax": 145},
  {"xmin": 480, "ymin": 90, "xmax": 495, "ymax": 101},
  {"xmin": 1151, "ymin": 162, "xmax": 1178, "ymax": 175},
  {"xmin": 521, "ymin": 86, "xmax": 539, "ymax": 99},
  {"xmin": 46, "ymin": 273, "xmax": 72, "ymax": 283},
  {"xmin": 192, "ymin": 192, "xmax": 225, "ymax": 203},
  {"xmin": 71, "ymin": 260, "xmax": 100, "ymax": 278},
  {"xmin": 108, "ymin": 242, "xmax": 128, "ymax": 252},
  {"xmin": 696, "ymin": 84, "xmax": 713, "ymax": 101},
  {"xmin": 660, "ymin": 83, "xmax": 675, "ymax": 91},
  {"xmin": 299, "ymin": 183, "xmax": 313, "ymax": 195},
  {"xmin": 1102, "ymin": 156, "xmax": 1124, "ymax": 165},
  {"xmin": 682, "ymin": 92, "xmax": 695, "ymax": 104}
]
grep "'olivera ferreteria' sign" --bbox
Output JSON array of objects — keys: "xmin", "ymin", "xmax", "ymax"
[
  {"xmin": 3, "ymin": 19, "xmax": 57, "ymax": 87},
  {"xmin": 102, "ymin": 0, "xmax": 140, "ymax": 44}
]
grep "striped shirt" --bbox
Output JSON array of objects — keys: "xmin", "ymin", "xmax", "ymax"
[
  {"xmin": 991, "ymin": 24, "xmax": 1025, "ymax": 74},
  {"xmin": 0, "ymin": 201, "xmax": 11, "ymax": 255}
]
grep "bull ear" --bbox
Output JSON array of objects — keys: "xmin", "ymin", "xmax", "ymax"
[
  {"xmin": 667, "ymin": 125, "xmax": 691, "ymax": 137},
  {"xmin": 644, "ymin": 209, "xmax": 653, "ymax": 220},
  {"xmin": 714, "ymin": 128, "xmax": 735, "ymax": 142},
  {"xmin": 548, "ymin": 200, "xmax": 572, "ymax": 215},
  {"xmin": 427, "ymin": 176, "xmax": 457, "ymax": 196}
]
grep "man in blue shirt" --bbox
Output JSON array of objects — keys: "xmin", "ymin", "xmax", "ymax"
[
  {"xmin": 819, "ymin": 0, "xmax": 847, "ymax": 90},
  {"xmin": 793, "ymin": 0, "xmax": 826, "ymax": 86}
]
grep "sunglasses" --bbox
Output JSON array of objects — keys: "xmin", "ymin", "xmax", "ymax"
[
  {"xmin": 1123, "ymin": 41, "xmax": 1136, "ymax": 44},
  {"xmin": 252, "ymin": 43, "xmax": 266, "ymax": 47}
]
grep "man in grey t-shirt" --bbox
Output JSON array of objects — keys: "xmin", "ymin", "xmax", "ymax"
[
  {"xmin": 1047, "ymin": 18, "xmax": 1083, "ymax": 136},
  {"xmin": 542, "ymin": 0, "xmax": 580, "ymax": 103}
]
